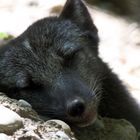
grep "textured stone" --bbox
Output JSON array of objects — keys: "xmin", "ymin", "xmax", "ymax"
[
  {"xmin": 73, "ymin": 117, "xmax": 138, "ymax": 140},
  {"xmin": 55, "ymin": 131, "xmax": 70, "ymax": 140},
  {"xmin": 18, "ymin": 99, "xmax": 32, "ymax": 108},
  {"xmin": 0, "ymin": 133, "xmax": 11, "ymax": 140},
  {"xmin": 0, "ymin": 105, "xmax": 23, "ymax": 135},
  {"xmin": 0, "ymin": 93, "xmax": 41, "ymax": 121},
  {"xmin": 47, "ymin": 120, "xmax": 71, "ymax": 135},
  {"xmin": 13, "ymin": 118, "xmax": 76, "ymax": 140},
  {"xmin": 0, "ymin": 94, "xmax": 138, "ymax": 139}
]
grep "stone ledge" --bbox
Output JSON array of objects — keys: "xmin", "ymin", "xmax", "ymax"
[{"xmin": 0, "ymin": 92, "xmax": 139, "ymax": 140}]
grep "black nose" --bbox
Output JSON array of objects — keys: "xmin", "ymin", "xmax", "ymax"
[{"xmin": 67, "ymin": 99, "xmax": 85, "ymax": 117}]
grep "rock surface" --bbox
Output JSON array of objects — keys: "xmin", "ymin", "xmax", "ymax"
[
  {"xmin": 0, "ymin": 133, "xmax": 11, "ymax": 140},
  {"xmin": 0, "ymin": 105, "xmax": 23, "ymax": 135},
  {"xmin": 12, "ymin": 118, "xmax": 75, "ymax": 140},
  {"xmin": 0, "ymin": 93, "xmax": 76, "ymax": 140},
  {"xmin": 18, "ymin": 99, "xmax": 32, "ymax": 108},
  {"xmin": 47, "ymin": 120, "xmax": 72, "ymax": 135},
  {"xmin": 73, "ymin": 117, "xmax": 138, "ymax": 140},
  {"xmin": 0, "ymin": 93, "xmax": 41, "ymax": 121},
  {"xmin": 0, "ymin": 93, "xmax": 139, "ymax": 140}
]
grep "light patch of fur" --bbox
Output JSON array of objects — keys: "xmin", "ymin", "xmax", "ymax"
[{"xmin": 23, "ymin": 40, "xmax": 32, "ymax": 50}]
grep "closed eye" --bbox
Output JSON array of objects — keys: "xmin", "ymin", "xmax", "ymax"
[
  {"xmin": 62, "ymin": 48, "xmax": 81, "ymax": 67},
  {"xmin": 57, "ymin": 43, "xmax": 82, "ymax": 58}
]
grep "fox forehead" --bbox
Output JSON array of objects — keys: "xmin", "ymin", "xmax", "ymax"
[
  {"xmin": 26, "ymin": 17, "xmax": 82, "ymax": 42},
  {"xmin": 22, "ymin": 17, "xmax": 84, "ymax": 55},
  {"xmin": 21, "ymin": 17, "xmax": 98, "ymax": 58}
]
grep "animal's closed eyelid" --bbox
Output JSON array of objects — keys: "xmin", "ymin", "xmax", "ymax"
[
  {"xmin": 57, "ymin": 42, "xmax": 83, "ymax": 58},
  {"xmin": 63, "ymin": 44, "xmax": 82, "ymax": 55}
]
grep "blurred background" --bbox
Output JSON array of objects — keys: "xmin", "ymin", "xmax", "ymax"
[{"xmin": 0, "ymin": 0, "xmax": 140, "ymax": 103}]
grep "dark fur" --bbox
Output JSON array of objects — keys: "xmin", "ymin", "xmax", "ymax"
[{"xmin": 0, "ymin": 0, "xmax": 140, "ymax": 130}]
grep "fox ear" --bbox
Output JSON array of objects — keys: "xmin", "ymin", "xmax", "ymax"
[{"xmin": 60, "ymin": 0, "xmax": 97, "ymax": 32}]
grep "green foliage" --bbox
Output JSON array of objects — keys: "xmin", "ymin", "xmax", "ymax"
[{"xmin": 0, "ymin": 32, "xmax": 10, "ymax": 39}]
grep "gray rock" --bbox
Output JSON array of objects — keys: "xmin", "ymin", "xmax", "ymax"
[
  {"xmin": 0, "ymin": 133, "xmax": 11, "ymax": 140},
  {"xmin": 0, "ymin": 92, "xmax": 139, "ymax": 140},
  {"xmin": 47, "ymin": 120, "xmax": 71, "ymax": 135},
  {"xmin": 0, "ymin": 93, "xmax": 139, "ymax": 139},
  {"xmin": 13, "ymin": 118, "xmax": 76, "ymax": 140},
  {"xmin": 73, "ymin": 117, "xmax": 138, "ymax": 140},
  {"xmin": 18, "ymin": 99, "xmax": 32, "ymax": 108},
  {"xmin": 0, "ymin": 105, "xmax": 23, "ymax": 135},
  {"xmin": 55, "ymin": 131, "xmax": 71, "ymax": 140},
  {"xmin": 0, "ymin": 94, "xmax": 41, "ymax": 121}
]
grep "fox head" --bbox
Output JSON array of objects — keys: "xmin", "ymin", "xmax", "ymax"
[{"xmin": 0, "ymin": 0, "xmax": 104, "ymax": 127}]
